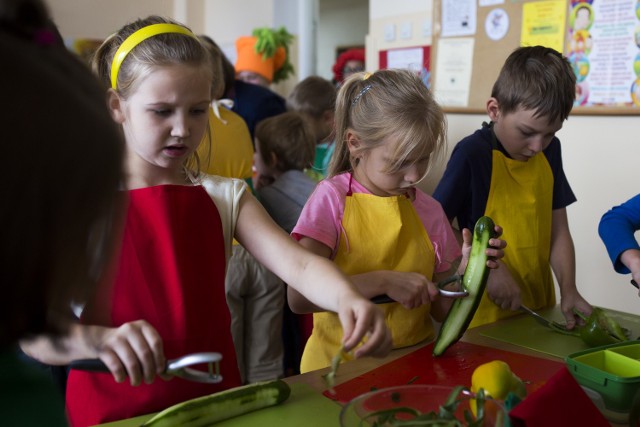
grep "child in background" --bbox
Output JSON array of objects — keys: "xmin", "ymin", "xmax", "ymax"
[
  {"xmin": 197, "ymin": 34, "xmax": 282, "ymax": 384},
  {"xmin": 253, "ymin": 112, "xmax": 318, "ymax": 375},
  {"xmin": 205, "ymin": 34, "xmax": 286, "ymax": 139},
  {"xmin": 599, "ymin": 194, "xmax": 640, "ymax": 296},
  {"xmin": 3, "ymin": 1, "xmax": 123, "ymax": 424},
  {"xmin": 288, "ymin": 69, "xmax": 506, "ymax": 373},
  {"xmin": 332, "ymin": 48, "xmax": 365, "ymax": 87},
  {"xmin": 197, "ymin": 35, "xmax": 254, "ymax": 186},
  {"xmin": 432, "ymin": 46, "xmax": 592, "ymax": 329},
  {"xmin": 21, "ymin": 16, "xmax": 391, "ymax": 426},
  {"xmin": 286, "ymin": 76, "xmax": 337, "ymax": 179},
  {"xmin": 254, "ymin": 112, "xmax": 317, "ymax": 233}
]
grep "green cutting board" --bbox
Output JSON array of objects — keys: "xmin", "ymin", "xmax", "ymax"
[
  {"xmin": 480, "ymin": 306, "xmax": 640, "ymax": 359},
  {"xmin": 95, "ymin": 383, "xmax": 343, "ymax": 427}
]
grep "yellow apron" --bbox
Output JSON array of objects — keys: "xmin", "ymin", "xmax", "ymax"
[
  {"xmin": 300, "ymin": 176, "xmax": 436, "ymax": 373},
  {"xmin": 469, "ymin": 124, "xmax": 555, "ymax": 328}
]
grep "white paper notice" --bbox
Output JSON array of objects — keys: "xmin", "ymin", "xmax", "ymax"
[
  {"xmin": 479, "ymin": 0, "xmax": 504, "ymax": 6},
  {"xmin": 387, "ymin": 47, "xmax": 424, "ymax": 70},
  {"xmin": 441, "ymin": 0, "xmax": 477, "ymax": 37},
  {"xmin": 434, "ymin": 37, "xmax": 475, "ymax": 107}
]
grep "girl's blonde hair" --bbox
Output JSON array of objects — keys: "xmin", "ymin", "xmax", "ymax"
[
  {"xmin": 328, "ymin": 69, "xmax": 446, "ymax": 181},
  {"xmin": 92, "ymin": 15, "xmax": 212, "ymax": 175}
]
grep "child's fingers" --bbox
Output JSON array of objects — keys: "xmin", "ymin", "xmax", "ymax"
[
  {"xmin": 99, "ymin": 349, "xmax": 127, "ymax": 384},
  {"xmin": 354, "ymin": 315, "xmax": 392, "ymax": 359},
  {"xmin": 139, "ymin": 323, "xmax": 165, "ymax": 376},
  {"xmin": 338, "ymin": 307, "xmax": 357, "ymax": 349},
  {"xmin": 461, "ymin": 228, "xmax": 473, "ymax": 246}
]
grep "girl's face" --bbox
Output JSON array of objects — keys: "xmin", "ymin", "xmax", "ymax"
[
  {"xmin": 349, "ymin": 133, "xmax": 429, "ymax": 197},
  {"xmin": 111, "ymin": 64, "xmax": 211, "ymax": 185}
]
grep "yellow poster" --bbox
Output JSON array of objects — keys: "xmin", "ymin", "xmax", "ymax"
[{"xmin": 520, "ymin": 0, "xmax": 567, "ymax": 53}]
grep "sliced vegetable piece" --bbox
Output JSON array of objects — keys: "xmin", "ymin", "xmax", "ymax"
[{"xmin": 141, "ymin": 379, "xmax": 290, "ymax": 427}]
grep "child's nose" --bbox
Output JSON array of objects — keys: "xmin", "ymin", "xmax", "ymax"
[
  {"xmin": 528, "ymin": 137, "xmax": 544, "ymax": 154},
  {"xmin": 404, "ymin": 166, "xmax": 421, "ymax": 184},
  {"xmin": 171, "ymin": 114, "xmax": 191, "ymax": 138}
]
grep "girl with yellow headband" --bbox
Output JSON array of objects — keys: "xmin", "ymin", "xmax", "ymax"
[
  {"xmin": 288, "ymin": 69, "xmax": 507, "ymax": 373},
  {"xmin": 21, "ymin": 16, "xmax": 392, "ymax": 426}
]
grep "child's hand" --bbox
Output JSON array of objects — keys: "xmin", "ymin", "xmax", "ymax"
[
  {"xmin": 458, "ymin": 225, "xmax": 506, "ymax": 273},
  {"xmin": 337, "ymin": 296, "xmax": 392, "ymax": 360},
  {"xmin": 93, "ymin": 320, "xmax": 166, "ymax": 386},
  {"xmin": 485, "ymin": 260, "xmax": 522, "ymax": 310},
  {"xmin": 560, "ymin": 290, "xmax": 593, "ymax": 330},
  {"xmin": 382, "ymin": 271, "xmax": 439, "ymax": 309}
]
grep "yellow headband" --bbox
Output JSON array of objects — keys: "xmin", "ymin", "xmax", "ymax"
[{"xmin": 110, "ymin": 23, "xmax": 196, "ymax": 89}]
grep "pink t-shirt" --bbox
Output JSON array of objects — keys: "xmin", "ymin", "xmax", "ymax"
[{"xmin": 292, "ymin": 172, "xmax": 461, "ymax": 274}]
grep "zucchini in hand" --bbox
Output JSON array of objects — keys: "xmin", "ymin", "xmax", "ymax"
[
  {"xmin": 141, "ymin": 379, "xmax": 291, "ymax": 427},
  {"xmin": 433, "ymin": 216, "xmax": 497, "ymax": 356}
]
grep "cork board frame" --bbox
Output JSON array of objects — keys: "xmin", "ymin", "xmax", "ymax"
[{"xmin": 431, "ymin": 0, "xmax": 640, "ymax": 116}]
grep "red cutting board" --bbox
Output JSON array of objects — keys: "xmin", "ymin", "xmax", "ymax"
[{"xmin": 323, "ymin": 341, "xmax": 564, "ymax": 403}]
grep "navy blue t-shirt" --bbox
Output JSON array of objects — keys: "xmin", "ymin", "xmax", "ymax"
[{"xmin": 432, "ymin": 124, "xmax": 576, "ymax": 231}]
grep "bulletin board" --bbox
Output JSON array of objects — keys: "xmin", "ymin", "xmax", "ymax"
[{"xmin": 431, "ymin": 0, "xmax": 640, "ymax": 115}]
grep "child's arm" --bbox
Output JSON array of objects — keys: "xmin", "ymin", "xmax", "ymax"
[
  {"xmin": 550, "ymin": 208, "xmax": 592, "ymax": 328},
  {"xmin": 235, "ymin": 192, "xmax": 392, "ymax": 358},
  {"xmin": 598, "ymin": 193, "xmax": 640, "ymax": 286},
  {"xmin": 20, "ymin": 320, "xmax": 166, "ymax": 386},
  {"xmin": 286, "ymin": 236, "xmax": 441, "ymax": 312}
]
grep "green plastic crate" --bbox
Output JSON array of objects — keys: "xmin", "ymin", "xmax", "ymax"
[{"xmin": 565, "ymin": 341, "xmax": 640, "ymax": 413}]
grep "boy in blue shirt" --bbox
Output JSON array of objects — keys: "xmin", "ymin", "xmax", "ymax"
[
  {"xmin": 599, "ymin": 193, "xmax": 640, "ymax": 295},
  {"xmin": 433, "ymin": 46, "xmax": 592, "ymax": 329}
]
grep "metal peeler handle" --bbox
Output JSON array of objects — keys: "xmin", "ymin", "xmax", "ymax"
[{"xmin": 69, "ymin": 351, "xmax": 223, "ymax": 384}]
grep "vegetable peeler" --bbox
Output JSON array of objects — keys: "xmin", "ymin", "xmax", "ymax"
[
  {"xmin": 371, "ymin": 274, "xmax": 469, "ymax": 304},
  {"xmin": 69, "ymin": 352, "xmax": 223, "ymax": 384}
]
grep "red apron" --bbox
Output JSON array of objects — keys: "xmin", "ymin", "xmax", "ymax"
[{"xmin": 66, "ymin": 185, "xmax": 241, "ymax": 427}]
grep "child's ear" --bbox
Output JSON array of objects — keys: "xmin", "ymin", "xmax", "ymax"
[
  {"xmin": 107, "ymin": 89, "xmax": 126, "ymax": 124},
  {"xmin": 268, "ymin": 152, "xmax": 278, "ymax": 168},
  {"xmin": 322, "ymin": 109, "xmax": 335, "ymax": 127},
  {"xmin": 486, "ymin": 97, "xmax": 501, "ymax": 121},
  {"xmin": 346, "ymin": 130, "xmax": 360, "ymax": 153}
]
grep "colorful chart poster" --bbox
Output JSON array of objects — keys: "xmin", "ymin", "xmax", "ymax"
[
  {"xmin": 521, "ymin": 0, "xmax": 567, "ymax": 53},
  {"xmin": 566, "ymin": 0, "xmax": 639, "ymax": 107}
]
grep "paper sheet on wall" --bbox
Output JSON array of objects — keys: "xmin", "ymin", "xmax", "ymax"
[
  {"xmin": 386, "ymin": 47, "xmax": 424, "ymax": 70},
  {"xmin": 434, "ymin": 37, "xmax": 474, "ymax": 107},
  {"xmin": 520, "ymin": 0, "xmax": 567, "ymax": 53},
  {"xmin": 441, "ymin": 0, "xmax": 477, "ymax": 37}
]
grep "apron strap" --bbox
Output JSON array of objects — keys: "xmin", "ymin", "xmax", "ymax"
[{"xmin": 347, "ymin": 172, "xmax": 354, "ymax": 196}]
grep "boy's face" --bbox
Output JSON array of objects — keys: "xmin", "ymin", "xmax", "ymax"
[{"xmin": 487, "ymin": 98, "xmax": 563, "ymax": 162}]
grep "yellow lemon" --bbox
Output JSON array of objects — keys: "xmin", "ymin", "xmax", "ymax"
[{"xmin": 470, "ymin": 360, "xmax": 526, "ymax": 416}]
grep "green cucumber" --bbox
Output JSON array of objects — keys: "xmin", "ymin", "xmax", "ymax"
[
  {"xmin": 141, "ymin": 379, "xmax": 291, "ymax": 427},
  {"xmin": 433, "ymin": 216, "xmax": 497, "ymax": 356}
]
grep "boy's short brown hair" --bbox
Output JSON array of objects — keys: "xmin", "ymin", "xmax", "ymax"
[
  {"xmin": 491, "ymin": 45, "xmax": 576, "ymax": 123},
  {"xmin": 286, "ymin": 76, "xmax": 336, "ymax": 118},
  {"xmin": 255, "ymin": 112, "xmax": 316, "ymax": 172}
]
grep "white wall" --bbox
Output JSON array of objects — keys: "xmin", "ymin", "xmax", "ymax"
[
  {"xmin": 49, "ymin": 0, "xmax": 174, "ymax": 38},
  {"xmin": 317, "ymin": 0, "xmax": 369, "ymax": 81}
]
